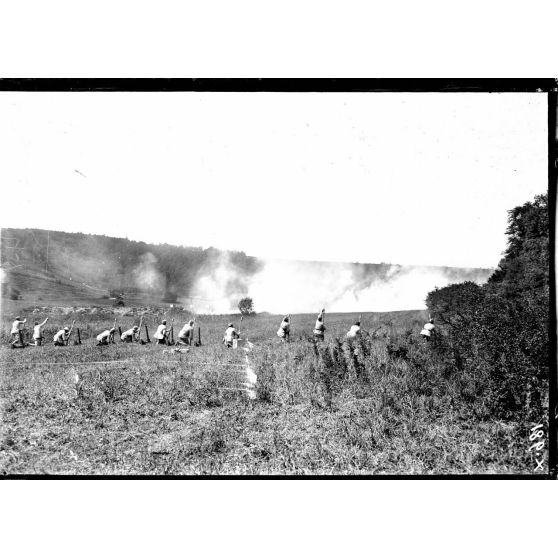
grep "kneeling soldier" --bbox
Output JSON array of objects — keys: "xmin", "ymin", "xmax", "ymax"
[
  {"xmin": 31, "ymin": 317, "xmax": 49, "ymax": 346},
  {"xmin": 121, "ymin": 325, "xmax": 139, "ymax": 343},
  {"xmin": 346, "ymin": 321, "xmax": 361, "ymax": 339},
  {"xmin": 154, "ymin": 320, "xmax": 170, "ymax": 345},
  {"xmin": 223, "ymin": 323, "xmax": 239, "ymax": 348},
  {"xmin": 277, "ymin": 316, "xmax": 290, "ymax": 342},
  {"xmin": 313, "ymin": 309, "xmax": 326, "ymax": 341},
  {"xmin": 178, "ymin": 319, "xmax": 195, "ymax": 346},
  {"xmin": 96, "ymin": 327, "xmax": 116, "ymax": 346},
  {"xmin": 10, "ymin": 316, "xmax": 27, "ymax": 347},
  {"xmin": 53, "ymin": 327, "xmax": 70, "ymax": 346}
]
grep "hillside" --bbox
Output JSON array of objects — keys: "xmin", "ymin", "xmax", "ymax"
[{"xmin": 0, "ymin": 228, "xmax": 493, "ymax": 313}]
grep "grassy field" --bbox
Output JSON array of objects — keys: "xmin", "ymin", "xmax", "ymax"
[{"xmin": 0, "ymin": 304, "xmax": 542, "ymax": 475}]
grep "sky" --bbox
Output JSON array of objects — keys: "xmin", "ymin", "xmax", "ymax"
[{"xmin": 0, "ymin": 91, "xmax": 547, "ymax": 269}]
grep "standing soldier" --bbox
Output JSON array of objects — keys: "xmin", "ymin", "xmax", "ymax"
[
  {"xmin": 346, "ymin": 320, "xmax": 362, "ymax": 339},
  {"xmin": 10, "ymin": 316, "xmax": 26, "ymax": 347},
  {"xmin": 31, "ymin": 317, "xmax": 49, "ymax": 346},
  {"xmin": 53, "ymin": 327, "xmax": 70, "ymax": 346},
  {"xmin": 178, "ymin": 319, "xmax": 195, "ymax": 346},
  {"xmin": 154, "ymin": 320, "xmax": 170, "ymax": 345},
  {"xmin": 121, "ymin": 325, "xmax": 139, "ymax": 343},
  {"xmin": 277, "ymin": 316, "xmax": 291, "ymax": 342},
  {"xmin": 223, "ymin": 322, "xmax": 239, "ymax": 348},
  {"xmin": 96, "ymin": 326, "xmax": 116, "ymax": 346},
  {"xmin": 313, "ymin": 308, "xmax": 326, "ymax": 342},
  {"xmin": 420, "ymin": 318, "xmax": 435, "ymax": 343}
]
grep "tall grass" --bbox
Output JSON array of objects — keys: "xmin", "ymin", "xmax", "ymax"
[{"xmin": 0, "ymin": 310, "xmax": 544, "ymax": 475}]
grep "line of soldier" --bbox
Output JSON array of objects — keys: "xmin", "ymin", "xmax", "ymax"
[{"xmin": 9, "ymin": 310, "xmax": 435, "ymax": 348}]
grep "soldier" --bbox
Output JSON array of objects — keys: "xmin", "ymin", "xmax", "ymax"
[
  {"xmin": 178, "ymin": 319, "xmax": 195, "ymax": 346},
  {"xmin": 313, "ymin": 308, "xmax": 326, "ymax": 341},
  {"xmin": 31, "ymin": 317, "xmax": 49, "ymax": 346},
  {"xmin": 96, "ymin": 327, "xmax": 116, "ymax": 346},
  {"xmin": 10, "ymin": 316, "xmax": 26, "ymax": 347},
  {"xmin": 346, "ymin": 320, "xmax": 362, "ymax": 339},
  {"xmin": 121, "ymin": 325, "xmax": 139, "ymax": 343},
  {"xmin": 420, "ymin": 318, "xmax": 435, "ymax": 343},
  {"xmin": 277, "ymin": 316, "xmax": 290, "ymax": 342},
  {"xmin": 223, "ymin": 322, "xmax": 239, "ymax": 348},
  {"xmin": 154, "ymin": 320, "xmax": 170, "ymax": 345},
  {"xmin": 53, "ymin": 327, "xmax": 70, "ymax": 346}
]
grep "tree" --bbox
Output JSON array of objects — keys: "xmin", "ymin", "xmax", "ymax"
[
  {"xmin": 425, "ymin": 192, "xmax": 549, "ymax": 421},
  {"xmin": 487, "ymin": 193, "xmax": 548, "ymax": 298},
  {"xmin": 238, "ymin": 297, "xmax": 255, "ymax": 315}
]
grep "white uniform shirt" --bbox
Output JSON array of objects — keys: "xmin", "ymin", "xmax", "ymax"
[
  {"xmin": 33, "ymin": 319, "xmax": 48, "ymax": 339},
  {"xmin": 224, "ymin": 327, "xmax": 238, "ymax": 342},
  {"xmin": 154, "ymin": 324, "xmax": 167, "ymax": 340},
  {"xmin": 277, "ymin": 320, "xmax": 290, "ymax": 337},
  {"xmin": 179, "ymin": 323, "xmax": 194, "ymax": 338},
  {"xmin": 97, "ymin": 330, "xmax": 111, "ymax": 342},
  {"xmin": 122, "ymin": 327, "xmax": 136, "ymax": 340},
  {"xmin": 11, "ymin": 320, "xmax": 25, "ymax": 334},
  {"xmin": 420, "ymin": 322, "xmax": 435, "ymax": 336},
  {"xmin": 314, "ymin": 317, "xmax": 325, "ymax": 334},
  {"xmin": 54, "ymin": 329, "xmax": 67, "ymax": 343},
  {"xmin": 346, "ymin": 325, "xmax": 361, "ymax": 338}
]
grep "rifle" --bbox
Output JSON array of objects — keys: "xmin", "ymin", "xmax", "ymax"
[
  {"xmin": 145, "ymin": 324, "xmax": 151, "ymax": 343},
  {"xmin": 137, "ymin": 314, "xmax": 144, "ymax": 342},
  {"xmin": 287, "ymin": 314, "xmax": 291, "ymax": 342},
  {"xmin": 112, "ymin": 318, "xmax": 117, "ymax": 344},
  {"xmin": 234, "ymin": 316, "xmax": 243, "ymax": 349},
  {"xmin": 65, "ymin": 320, "xmax": 76, "ymax": 346},
  {"xmin": 169, "ymin": 319, "xmax": 174, "ymax": 345},
  {"xmin": 77, "ymin": 328, "xmax": 82, "ymax": 345}
]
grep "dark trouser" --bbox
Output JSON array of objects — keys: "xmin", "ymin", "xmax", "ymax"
[
  {"xmin": 178, "ymin": 336, "xmax": 191, "ymax": 346},
  {"xmin": 54, "ymin": 340, "xmax": 65, "ymax": 346},
  {"xmin": 11, "ymin": 333, "xmax": 20, "ymax": 345},
  {"xmin": 314, "ymin": 332, "xmax": 324, "ymax": 342},
  {"xmin": 33, "ymin": 337, "xmax": 43, "ymax": 346},
  {"xmin": 156, "ymin": 338, "xmax": 167, "ymax": 345},
  {"xmin": 122, "ymin": 335, "xmax": 133, "ymax": 343}
]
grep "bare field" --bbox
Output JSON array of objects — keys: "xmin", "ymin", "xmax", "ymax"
[{"xmin": 0, "ymin": 306, "xmax": 539, "ymax": 475}]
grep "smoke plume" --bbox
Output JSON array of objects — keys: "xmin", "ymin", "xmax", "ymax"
[
  {"xmin": 190, "ymin": 257, "xmax": 493, "ymax": 314},
  {"xmin": 133, "ymin": 252, "xmax": 166, "ymax": 292}
]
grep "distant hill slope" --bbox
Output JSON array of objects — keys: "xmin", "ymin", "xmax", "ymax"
[{"xmin": 0, "ymin": 228, "xmax": 493, "ymax": 312}]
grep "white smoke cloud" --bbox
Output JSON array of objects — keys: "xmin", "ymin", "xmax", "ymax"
[
  {"xmin": 191, "ymin": 253, "xmax": 248, "ymax": 313},
  {"xmin": 190, "ymin": 256, "xmax": 492, "ymax": 314},
  {"xmin": 134, "ymin": 252, "xmax": 166, "ymax": 292}
]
